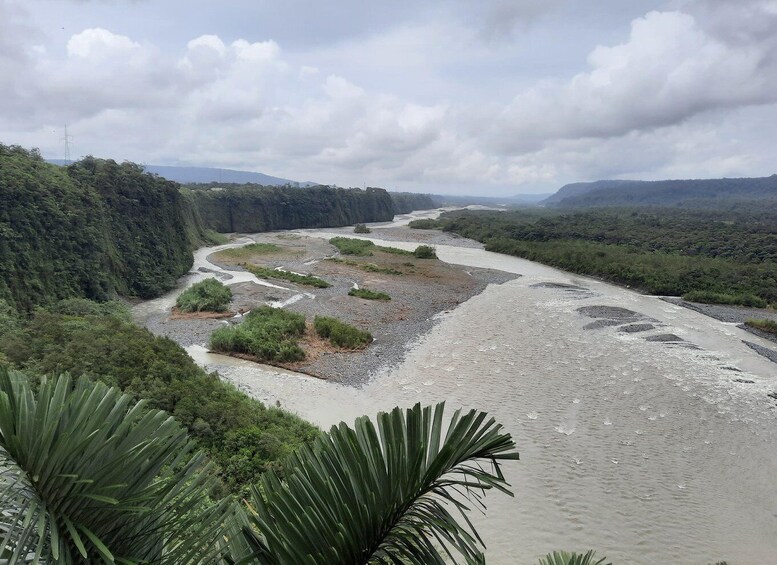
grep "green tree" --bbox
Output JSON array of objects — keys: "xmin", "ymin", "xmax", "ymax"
[
  {"xmin": 239, "ymin": 402, "xmax": 519, "ymax": 564},
  {"xmin": 0, "ymin": 368, "xmax": 234, "ymax": 563},
  {"xmin": 177, "ymin": 278, "xmax": 233, "ymax": 312}
]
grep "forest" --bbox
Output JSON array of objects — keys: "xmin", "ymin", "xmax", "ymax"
[
  {"xmin": 0, "ymin": 298, "xmax": 318, "ymax": 494},
  {"xmin": 0, "ymin": 145, "xmax": 209, "ymax": 312},
  {"xmin": 186, "ymin": 183, "xmax": 437, "ymax": 233},
  {"xmin": 430, "ymin": 207, "xmax": 777, "ymax": 306}
]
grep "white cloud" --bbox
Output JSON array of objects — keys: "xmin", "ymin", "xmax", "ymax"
[
  {"xmin": 1, "ymin": 1, "xmax": 777, "ymax": 195},
  {"xmin": 493, "ymin": 10, "xmax": 777, "ymax": 152},
  {"xmin": 67, "ymin": 27, "xmax": 139, "ymax": 58}
]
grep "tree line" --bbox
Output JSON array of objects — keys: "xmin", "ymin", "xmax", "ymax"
[
  {"xmin": 433, "ymin": 207, "xmax": 777, "ymax": 306},
  {"xmin": 185, "ymin": 183, "xmax": 437, "ymax": 233}
]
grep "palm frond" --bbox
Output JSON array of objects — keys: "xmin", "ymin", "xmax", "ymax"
[
  {"xmin": 0, "ymin": 367, "xmax": 236, "ymax": 564},
  {"xmin": 537, "ymin": 550, "xmax": 612, "ymax": 565},
  {"xmin": 239, "ymin": 402, "xmax": 519, "ymax": 564}
]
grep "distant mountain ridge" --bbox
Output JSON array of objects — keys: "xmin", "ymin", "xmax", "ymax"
[
  {"xmin": 542, "ymin": 175, "xmax": 777, "ymax": 208},
  {"xmin": 47, "ymin": 160, "xmax": 316, "ymax": 187}
]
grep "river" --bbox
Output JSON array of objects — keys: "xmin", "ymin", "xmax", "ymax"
[{"xmin": 140, "ymin": 210, "xmax": 777, "ymax": 564}]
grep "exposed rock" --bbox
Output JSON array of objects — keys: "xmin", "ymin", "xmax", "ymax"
[
  {"xmin": 743, "ymin": 341, "xmax": 777, "ymax": 364},
  {"xmin": 645, "ymin": 334, "xmax": 684, "ymax": 342},
  {"xmin": 619, "ymin": 323, "xmax": 655, "ymax": 333}
]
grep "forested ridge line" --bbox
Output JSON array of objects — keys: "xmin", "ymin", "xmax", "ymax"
[{"xmin": 544, "ymin": 175, "xmax": 777, "ymax": 208}]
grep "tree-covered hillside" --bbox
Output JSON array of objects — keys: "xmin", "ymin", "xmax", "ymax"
[
  {"xmin": 187, "ymin": 184, "xmax": 397, "ymax": 232},
  {"xmin": 388, "ymin": 191, "xmax": 439, "ymax": 214},
  {"xmin": 544, "ymin": 175, "xmax": 777, "ymax": 209},
  {"xmin": 0, "ymin": 145, "xmax": 207, "ymax": 311},
  {"xmin": 2, "ymin": 144, "xmax": 439, "ymax": 311}
]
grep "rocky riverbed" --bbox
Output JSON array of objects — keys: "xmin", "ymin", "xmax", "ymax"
[{"xmin": 143, "ymin": 229, "xmax": 517, "ymax": 385}]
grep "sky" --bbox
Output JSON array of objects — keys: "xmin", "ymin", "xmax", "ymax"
[{"xmin": 1, "ymin": 0, "xmax": 776, "ymax": 196}]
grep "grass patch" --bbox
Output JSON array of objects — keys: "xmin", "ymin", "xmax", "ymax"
[
  {"xmin": 330, "ymin": 237, "xmax": 375, "ymax": 256},
  {"xmin": 210, "ymin": 306, "xmax": 306, "ymax": 362},
  {"xmin": 217, "ymin": 243, "xmax": 281, "ymax": 259},
  {"xmin": 326, "ymin": 255, "xmax": 405, "ymax": 275},
  {"xmin": 354, "ymin": 223, "xmax": 371, "ymax": 233},
  {"xmin": 349, "ymin": 288, "xmax": 391, "ymax": 301},
  {"xmin": 745, "ymin": 318, "xmax": 777, "ymax": 334},
  {"xmin": 243, "ymin": 263, "xmax": 330, "ymax": 288},
  {"xmin": 314, "ymin": 316, "xmax": 372, "ymax": 349},
  {"xmin": 377, "ymin": 245, "xmax": 413, "ymax": 256},
  {"xmin": 204, "ymin": 229, "xmax": 230, "ymax": 245},
  {"xmin": 176, "ymin": 279, "xmax": 232, "ymax": 312},
  {"xmin": 329, "ymin": 236, "xmax": 412, "ymax": 257},
  {"xmin": 362, "ymin": 263, "xmax": 403, "ymax": 275},
  {"xmin": 413, "ymin": 245, "xmax": 438, "ymax": 259},
  {"xmin": 682, "ymin": 291, "xmax": 768, "ymax": 308},
  {"xmin": 408, "ymin": 219, "xmax": 444, "ymax": 229}
]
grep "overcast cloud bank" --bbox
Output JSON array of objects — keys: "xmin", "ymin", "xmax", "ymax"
[{"xmin": 1, "ymin": 0, "xmax": 776, "ymax": 195}]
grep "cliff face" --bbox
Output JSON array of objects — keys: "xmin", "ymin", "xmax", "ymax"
[
  {"xmin": 389, "ymin": 191, "xmax": 439, "ymax": 214},
  {"xmin": 0, "ymin": 147, "xmax": 204, "ymax": 311},
  {"xmin": 188, "ymin": 185, "xmax": 397, "ymax": 232}
]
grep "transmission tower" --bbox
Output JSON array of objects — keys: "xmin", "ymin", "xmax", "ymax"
[{"xmin": 61, "ymin": 125, "xmax": 73, "ymax": 164}]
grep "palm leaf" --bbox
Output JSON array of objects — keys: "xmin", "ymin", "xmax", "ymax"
[
  {"xmin": 0, "ymin": 367, "xmax": 236, "ymax": 563},
  {"xmin": 537, "ymin": 550, "xmax": 612, "ymax": 565},
  {"xmin": 238, "ymin": 402, "xmax": 519, "ymax": 564}
]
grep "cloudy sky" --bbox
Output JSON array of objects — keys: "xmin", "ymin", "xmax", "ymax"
[{"xmin": 1, "ymin": 0, "xmax": 776, "ymax": 195}]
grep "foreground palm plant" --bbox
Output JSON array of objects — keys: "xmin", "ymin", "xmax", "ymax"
[
  {"xmin": 538, "ymin": 550, "xmax": 612, "ymax": 565},
  {"xmin": 0, "ymin": 368, "xmax": 234, "ymax": 564},
  {"xmin": 238, "ymin": 402, "xmax": 519, "ymax": 564}
]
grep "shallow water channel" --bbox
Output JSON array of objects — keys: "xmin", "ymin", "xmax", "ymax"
[{"xmin": 138, "ymin": 211, "xmax": 777, "ymax": 564}]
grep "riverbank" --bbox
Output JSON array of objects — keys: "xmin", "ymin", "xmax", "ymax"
[{"xmin": 143, "ymin": 228, "xmax": 517, "ymax": 385}]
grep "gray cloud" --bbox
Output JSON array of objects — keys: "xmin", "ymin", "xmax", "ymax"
[
  {"xmin": 477, "ymin": 0, "xmax": 561, "ymax": 41},
  {"xmin": 1, "ymin": 0, "xmax": 776, "ymax": 195},
  {"xmin": 492, "ymin": 9, "xmax": 777, "ymax": 153}
]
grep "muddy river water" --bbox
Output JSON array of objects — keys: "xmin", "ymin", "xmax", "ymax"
[{"xmin": 137, "ymin": 210, "xmax": 777, "ymax": 564}]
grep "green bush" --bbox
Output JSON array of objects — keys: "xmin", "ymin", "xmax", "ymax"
[
  {"xmin": 210, "ymin": 306, "xmax": 307, "ymax": 363},
  {"xmin": 408, "ymin": 219, "xmax": 444, "ymax": 229},
  {"xmin": 354, "ymin": 223, "xmax": 371, "ymax": 233},
  {"xmin": 413, "ymin": 245, "xmax": 438, "ymax": 259},
  {"xmin": 329, "ymin": 237, "xmax": 375, "ymax": 256},
  {"xmin": 176, "ymin": 279, "xmax": 233, "ymax": 312},
  {"xmin": 745, "ymin": 318, "xmax": 777, "ymax": 334},
  {"xmin": 376, "ymin": 245, "xmax": 413, "ymax": 256},
  {"xmin": 314, "ymin": 316, "xmax": 372, "ymax": 349},
  {"xmin": 243, "ymin": 264, "xmax": 330, "ymax": 288},
  {"xmin": 349, "ymin": 288, "xmax": 391, "ymax": 301}
]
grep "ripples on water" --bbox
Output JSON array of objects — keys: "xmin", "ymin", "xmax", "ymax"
[
  {"xmin": 167, "ymin": 220, "xmax": 777, "ymax": 564},
  {"xmin": 366, "ymin": 279, "xmax": 777, "ymax": 564}
]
